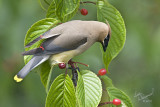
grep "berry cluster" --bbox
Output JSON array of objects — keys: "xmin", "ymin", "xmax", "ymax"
[{"xmin": 59, "ymin": 63, "xmax": 107, "ymax": 76}]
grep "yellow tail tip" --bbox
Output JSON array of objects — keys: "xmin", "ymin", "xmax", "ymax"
[{"xmin": 14, "ymin": 75, "xmax": 23, "ymax": 82}]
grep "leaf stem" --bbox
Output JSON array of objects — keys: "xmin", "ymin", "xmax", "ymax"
[
  {"xmin": 98, "ymin": 102, "xmax": 113, "ymax": 106},
  {"xmin": 45, "ymin": 66, "xmax": 53, "ymax": 93},
  {"xmin": 38, "ymin": 0, "xmax": 47, "ymax": 11},
  {"xmin": 80, "ymin": 1, "xmax": 96, "ymax": 5}
]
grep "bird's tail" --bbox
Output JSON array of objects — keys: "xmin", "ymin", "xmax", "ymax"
[{"xmin": 14, "ymin": 55, "xmax": 50, "ymax": 82}]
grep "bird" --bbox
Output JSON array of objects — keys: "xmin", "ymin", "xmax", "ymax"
[{"xmin": 14, "ymin": 20, "xmax": 111, "ymax": 82}]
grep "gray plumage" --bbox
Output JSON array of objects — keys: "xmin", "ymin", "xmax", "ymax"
[
  {"xmin": 14, "ymin": 20, "xmax": 111, "ymax": 82},
  {"xmin": 17, "ymin": 55, "xmax": 49, "ymax": 78}
]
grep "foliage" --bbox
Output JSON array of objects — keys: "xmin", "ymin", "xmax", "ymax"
[
  {"xmin": 76, "ymin": 70, "xmax": 102, "ymax": 107},
  {"xmin": 100, "ymin": 75, "xmax": 133, "ymax": 107},
  {"xmin": 22, "ymin": 0, "xmax": 132, "ymax": 107},
  {"xmin": 97, "ymin": 0, "xmax": 126, "ymax": 70},
  {"xmin": 45, "ymin": 74, "xmax": 76, "ymax": 107}
]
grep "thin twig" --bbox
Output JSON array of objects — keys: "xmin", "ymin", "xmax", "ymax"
[
  {"xmin": 73, "ymin": 62, "xmax": 89, "ymax": 67},
  {"xmin": 98, "ymin": 102, "xmax": 113, "ymax": 106},
  {"xmin": 65, "ymin": 68, "xmax": 68, "ymax": 75},
  {"xmin": 80, "ymin": 1, "xmax": 96, "ymax": 5}
]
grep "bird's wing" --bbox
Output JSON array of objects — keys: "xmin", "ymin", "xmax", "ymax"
[
  {"xmin": 25, "ymin": 20, "xmax": 84, "ymax": 48},
  {"xmin": 25, "ymin": 30, "xmax": 61, "ymax": 48},
  {"xmin": 22, "ymin": 34, "xmax": 88, "ymax": 56}
]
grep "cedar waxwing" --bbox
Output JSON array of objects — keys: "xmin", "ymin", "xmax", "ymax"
[{"xmin": 14, "ymin": 20, "xmax": 111, "ymax": 82}]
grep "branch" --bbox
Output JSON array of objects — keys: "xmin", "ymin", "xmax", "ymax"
[
  {"xmin": 98, "ymin": 102, "xmax": 113, "ymax": 106},
  {"xmin": 68, "ymin": 59, "xmax": 78, "ymax": 86}
]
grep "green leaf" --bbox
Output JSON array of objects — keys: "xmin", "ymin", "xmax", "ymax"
[
  {"xmin": 46, "ymin": 1, "xmax": 57, "ymax": 18},
  {"xmin": 46, "ymin": 74, "xmax": 76, "ymax": 107},
  {"xmin": 97, "ymin": 0, "xmax": 126, "ymax": 69},
  {"xmin": 76, "ymin": 70, "xmax": 102, "ymax": 107},
  {"xmin": 76, "ymin": 71, "xmax": 85, "ymax": 107},
  {"xmin": 100, "ymin": 75, "xmax": 114, "ymax": 88},
  {"xmin": 53, "ymin": 0, "xmax": 80, "ymax": 22},
  {"xmin": 99, "ymin": 89, "xmax": 111, "ymax": 107},
  {"xmin": 107, "ymin": 87, "xmax": 133, "ymax": 107},
  {"xmin": 44, "ymin": 0, "xmax": 50, "ymax": 5},
  {"xmin": 39, "ymin": 60, "xmax": 52, "ymax": 93},
  {"xmin": 99, "ymin": 75, "xmax": 113, "ymax": 107},
  {"xmin": 24, "ymin": 18, "xmax": 60, "ymax": 64},
  {"xmin": 39, "ymin": 61, "xmax": 51, "ymax": 88}
]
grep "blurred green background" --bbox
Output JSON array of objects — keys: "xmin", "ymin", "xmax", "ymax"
[{"xmin": 0, "ymin": 0, "xmax": 160, "ymax": 107}]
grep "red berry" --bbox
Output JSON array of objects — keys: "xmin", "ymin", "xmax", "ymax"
[
  {"xmin": 80, "ymin": 8, "xmax": 88, "ymax": 16},
  {"xmin": 98, "ymin": 69, "xmax": 107, "ymax": 76},
  {"xmin": 113, "ymin": 99, "xmax": 121, "ymax": 105},
  {"xmin": 59, "ymin": 63, "xmax": 66, "ymax": 69}
]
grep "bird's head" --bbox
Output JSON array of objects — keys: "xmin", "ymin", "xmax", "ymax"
[{"xmin": 99, "ymin": 22, "xmax": 111, "ymax": 52}]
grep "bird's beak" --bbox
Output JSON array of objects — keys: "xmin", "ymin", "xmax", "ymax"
[{"xmin": 102, "ymin": 34, "xmax": 110, "ymax": 52}]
